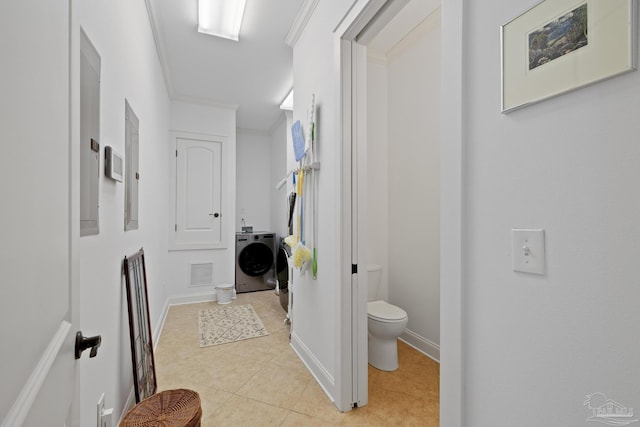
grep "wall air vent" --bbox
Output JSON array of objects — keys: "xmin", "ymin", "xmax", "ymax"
[{"xmin": 189, "ymin": 262, "xmax": 213, "ymax": 287}]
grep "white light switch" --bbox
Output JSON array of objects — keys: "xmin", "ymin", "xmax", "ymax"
[{"xmin": 512, "ymin": 229, "xmax": 545, "ymax": 275}]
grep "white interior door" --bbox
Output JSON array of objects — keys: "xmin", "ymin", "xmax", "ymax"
[
  {"xmin": 353, "ymin": 39, "xmax": 371, "ymax": 408},
  {"xmin": 172, "ymin": 133, "xmax": 223, "ymax": 249},
  {"xmin": 336, "ymin": 0, "xmax": 389, "ymax": 411},
  {"xmin": 337, "ymin": 0, "xmax": 412, "ymax": 411},
  {"xmin": 0, "ymin": 0, "xmax": 79, "ymax": 426}
]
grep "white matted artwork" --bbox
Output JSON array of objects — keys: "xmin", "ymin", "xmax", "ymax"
[{"xmin": 501, "ymin": 0, "xmax": 637, "ymax": 112}]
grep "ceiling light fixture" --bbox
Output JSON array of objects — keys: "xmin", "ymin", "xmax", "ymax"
[
  {"xmin": 279, "ymin": 89, "xmax": 293, "ymax": 111},
  {"xmin": 198, "ymin": 0, "xmax": 246, "ymax": 41}
]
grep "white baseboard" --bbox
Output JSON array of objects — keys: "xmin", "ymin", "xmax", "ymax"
[
  {"xmin": 152, "ymin": 292, "xmax": 215, "ymax": 350},
  {"xmin": 290, "ymin": 332, "xmax": 336, "ymax": 404},
  {"xmin": 167, "ymin": 291, "xmax": 217, "ymax": 306},
  {"xmin": 153, "ymin": 300, "xmax": 170, "ymax": 351},
  {"xmin": 399, "ymin": 329, "xmax": 440, "ymax": 363}
]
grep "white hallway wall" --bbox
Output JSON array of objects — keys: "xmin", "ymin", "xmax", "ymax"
[
  {"xmin": 290, "ymin": 0, "xmax": 356, "ymax": 401},
  {"xmin": 367, "ymin": 56, "xmax": 390, "ymax": 302},
  {"xmin": 269, "ymin": 113, "xmax": 291, "ymax": 238},
  {"xmin": 236, "ymin": 112, "xmax": 289, "ymax": 239},
  {"xmin": 460, "ymin": 0, "xmax": 640, "ymax": 424},
  {"xmin": 236, "ymin": 129, "xmax": 272, "ymax": 232},
  {"xmin": 237, "ymin": 117, "xmax": 290, "ymax": 238},
  {"xmin": 75, "ymin": 0, "xmax": 171, "ymax": 425}
]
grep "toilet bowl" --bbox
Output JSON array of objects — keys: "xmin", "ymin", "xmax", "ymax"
[
  {"xmin": 367, "ymin": 265, "xmax": 408, "ymax": 371},
  {"xmin": 367, "ymin": 300, "xmax": 408, "ymax": 371}
]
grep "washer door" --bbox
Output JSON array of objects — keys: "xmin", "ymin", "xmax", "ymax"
[
  {"xmin": 238, "ymin": 242, "xmax": 273, "ymax": 277},
  {"xmin": 276, "ymin": 246, "xmax": 289, "ymax": 312},
  {"xmin": 276, "ymin": 246, "xmax": 289, "ymax": 289}
]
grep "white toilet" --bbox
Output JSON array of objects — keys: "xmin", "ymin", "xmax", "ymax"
[{"xmin": 367, "ymin": 264, "xmax": 408, "ymax": 371}]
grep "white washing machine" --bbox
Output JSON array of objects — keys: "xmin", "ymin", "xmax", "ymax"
[{"xmin": 235, "ymin": 232, "xmax": 276, "ymax": 293}]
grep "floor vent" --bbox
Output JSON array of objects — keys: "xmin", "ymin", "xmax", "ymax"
[{"xmin": 189, "ymin": 262, "xmax": 213, "ymax": 287}]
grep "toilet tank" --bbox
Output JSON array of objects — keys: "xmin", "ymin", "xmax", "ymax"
[{"xmin": 367, "ymin": 264, "xmax": 382, "ymax": 302}]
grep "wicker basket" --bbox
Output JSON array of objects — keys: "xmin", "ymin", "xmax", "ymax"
[{"xmin": 121, "ymin": 389, "xmax": 202, "ymax": 427}]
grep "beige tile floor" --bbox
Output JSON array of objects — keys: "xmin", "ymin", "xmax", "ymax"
[{"xmin": 154, "ymin": 290, "xmax": 439, "ymax": 426}]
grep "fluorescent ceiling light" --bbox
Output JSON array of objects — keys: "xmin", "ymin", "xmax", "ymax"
[
  {"xmin": 198, "ymin": 0, "xmax": 246, "ymax": 41},
  {"xmin": 279, "ymin": 89, "xmax": 293, "ymax": 110}
]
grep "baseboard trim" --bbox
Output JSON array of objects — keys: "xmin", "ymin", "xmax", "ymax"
[
  {"xmin": 399, "ymin": 329, "xmax": 440, "ymax": 363},
  {"xmin": 167, "ymin": 291, "xmax": 217, "ymax": 306},
  {"xmin": 290, "ymin": 331, "xmax": 336, "ymax": 404},
  {"xmin": 153, "ymin": 300, "xmax": 170, "ymax": 351},
  {"xmin": 152, "ymin": 292, "xmax": 215, "ymax": 350}
]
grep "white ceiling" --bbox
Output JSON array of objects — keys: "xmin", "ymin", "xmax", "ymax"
[{"xmin": 146, "ymin": 0, "xmax": 304, "ymax": 132}]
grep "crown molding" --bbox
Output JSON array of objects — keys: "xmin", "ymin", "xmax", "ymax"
[{"xmin": 285, "ymin": 0, "xmax": 320, "ymax": 47}]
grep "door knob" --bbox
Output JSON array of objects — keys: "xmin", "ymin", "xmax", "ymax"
[
  {"xmin": 209, "ymin": 212, "xmax": 220, "ymax": 218},
  {"xmin": 75, "ymin": 331, "xmax": 102, "ymax": 359}
]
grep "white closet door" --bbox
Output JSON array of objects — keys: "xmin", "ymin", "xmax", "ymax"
[{"xmin": 174, "ymin": 136, "xmax": 223, "ymax": 248}]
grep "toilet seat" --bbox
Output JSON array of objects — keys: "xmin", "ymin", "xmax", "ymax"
[{"xmin": 367, "ymin": 300, "xmax": 407, "ymax": 322}]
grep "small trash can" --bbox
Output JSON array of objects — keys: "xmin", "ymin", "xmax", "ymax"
[{"xmin": 216, "ymin": 284, "xmax": 234, "ymax": 304}]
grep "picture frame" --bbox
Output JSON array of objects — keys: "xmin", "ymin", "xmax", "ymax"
[
  {"xmin": 501, "ymin": 0, "xmax": 637, "ymax": 112},
  {"xmin": 123, "ymin": 248, "xmax": 157, "ymax": 403}
]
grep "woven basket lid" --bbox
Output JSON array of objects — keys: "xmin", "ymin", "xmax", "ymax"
[{"xmin": 122, "ymin": 389, "xmax": 202, "ymax": 427}]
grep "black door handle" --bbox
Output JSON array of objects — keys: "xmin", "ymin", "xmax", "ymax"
[{"xmin": 75, "ymin": 331, "xmax": 102, "ymax": 359}]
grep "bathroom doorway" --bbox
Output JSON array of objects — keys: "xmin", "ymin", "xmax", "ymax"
[{"xmin": 339, "ymin": 0, "xmax": 442, "ymax": 409}]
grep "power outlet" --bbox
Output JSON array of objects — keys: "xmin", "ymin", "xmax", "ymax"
[
  {"xmin": 97, "ymin": 393, "xmax": 105, "ymax": 427},
  {"xmin": 97, "ymin": 393, "xmax": 113, "ymax": 427}
]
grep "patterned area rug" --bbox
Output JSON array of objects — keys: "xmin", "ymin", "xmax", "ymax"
[{"xmin": 199, "ymin": 304, "xmax": 268, "ymax": 347}]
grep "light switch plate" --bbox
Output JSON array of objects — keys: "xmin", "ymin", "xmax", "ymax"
[{"xmin": 512, "ymin": 229, "xmax": 545, "ymax": 275}]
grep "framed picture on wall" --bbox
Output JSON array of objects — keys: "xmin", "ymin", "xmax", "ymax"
[{"xmin": 501, "ymin": 0, "xmax": 637, "ymax": 112}]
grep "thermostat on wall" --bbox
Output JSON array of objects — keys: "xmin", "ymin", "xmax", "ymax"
[{"xmin": 105, "ymin": 146, "xmax": 124, "ymax": 182}]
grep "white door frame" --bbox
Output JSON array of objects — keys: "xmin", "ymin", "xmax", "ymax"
[
  {"xmin": 336, "ymin": 0, "xmax": 464, "ymax": 423},
  {"xmin": 336, "ymin": 0, "xmax": 421, "ymax": 411},
  {"xmin": 438, "ymin": 1, "xmax": 464, "ymax": 425},
  {"xmin": 335, "ymin": 0, "xmax": 387, "ymax": 410}
]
